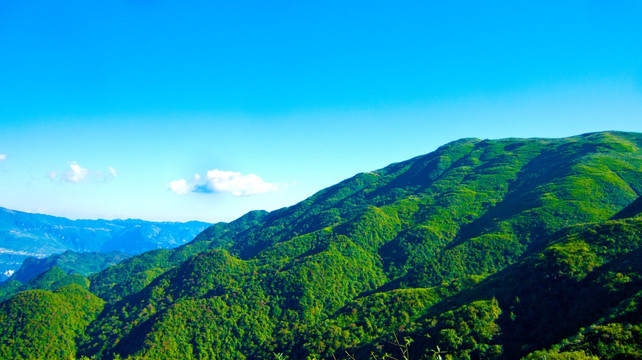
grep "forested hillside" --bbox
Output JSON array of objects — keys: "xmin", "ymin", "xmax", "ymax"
[{"xmin": 0, "ymin": 131, "xmax": 641, "ymax": 360}]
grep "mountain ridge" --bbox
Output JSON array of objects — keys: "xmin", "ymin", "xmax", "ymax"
[
  {"xmin": 9, "ymin": 250, "xmax": 130, "ymax": 284},
  {"xmin": 1, "ymin": 131, "xmax": 641, "ymax": 360},
  {"xmin": 0, "ymin": 207, "xmax": 211, "ymax": 281}
]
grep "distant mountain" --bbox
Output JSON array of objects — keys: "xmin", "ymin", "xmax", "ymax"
[
  {"xmin": 0, "ymin": 208, "xmax": 210, "ymax": 281},
  {"xmin": 9, "ymin": 250, "xmax": 130, "ymax": 284},
  {"xmin": 1, "ymin": 131, "xmax": 641, "ymax": 360}
]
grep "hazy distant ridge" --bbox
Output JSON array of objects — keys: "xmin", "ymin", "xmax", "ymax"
[{"xmin": 0, "ymin": 208, "xmax": 210, "ymax": 281}]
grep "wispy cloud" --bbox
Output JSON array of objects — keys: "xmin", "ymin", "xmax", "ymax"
[
  {"xmin": 0, "ymin": 154, "xmax": 6, "ymax": 161},
  {"xmin": 170, "ymin": 169, "xmax": 280, "ymax": 196},
  {"xmin": 48, "ymin": 162, "xmax": 118, "ymax": 183}
]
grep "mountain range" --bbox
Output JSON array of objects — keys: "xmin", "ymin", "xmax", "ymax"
[
  {"xmin": 0, "ymin": 207, "xmax": 211, "ymax": 281},
  {"xmin": 0, "ymin": 131, "xmax": 641, "ymax": 360}
]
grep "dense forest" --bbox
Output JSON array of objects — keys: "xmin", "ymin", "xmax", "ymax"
[{"xmin": 0, "ymin": 131, "xmax": 641, "ymax": 359}]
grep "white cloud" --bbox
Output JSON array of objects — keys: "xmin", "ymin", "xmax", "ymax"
[
  {"xmin": 169, "ymin": 179, "xmax": 191, "ymax": 195},
  {"xmin": 0, "ymin": 154, "xmax": 6, "ymax": 161},
  {"xmin": 205, "ymin": 170, "xmax": 277, "ymax": 196},
  {"xmin": 108, "ymin": 166, "xmax": 118, "ymax": 177},
  {"xmin": 47, "ymin": 170, "xmax": 58, "ymax": 180},
  {"xmin": 169, "ymin": 169, "xmax": 279, "ymax": 196},
  {"xmin": 63, "ymin": 162, "xmax": 90, "ymax": 183}
]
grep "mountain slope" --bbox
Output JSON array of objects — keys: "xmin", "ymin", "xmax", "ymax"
[
  {"xmin": 327, "ymin": 216, "xmax": 642, "ymax": 359},
  {"xmin": 1, "ymin": 131, "xmax": 641, "ymax": 360},
  {"xmin": 91, "ymin": 131, "xmax": 642, "ymax": 298},
  {"xmin": 0, "ymin": 266, "xmax": 92, "ymax": 302},
  {"xmin": 0, "ymin": 284, "xmax": 103, "ymax": 360},
  {"xmin": 612, "ymin": 195, "xmax": 642, "ymax": 220}
]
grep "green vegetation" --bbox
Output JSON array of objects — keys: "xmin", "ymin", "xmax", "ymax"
[
  {"xmin": 1, "ymin": 131, "xmax": 641, "ymax": 359},
  {"xmin": 0, "ymin": 266, "xmax": 90, "ymax": 302},
  {"xmin": 0, "ymin": 284, "xmax": 103, "ymax": 359}
]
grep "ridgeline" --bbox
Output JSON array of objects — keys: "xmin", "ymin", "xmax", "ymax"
[{"xmin": 1, "ymin": 131, "xmax": 641, "ymax": 360}]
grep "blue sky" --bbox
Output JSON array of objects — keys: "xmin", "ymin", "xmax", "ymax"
[{"xmin": 0, "ymin": 1, "xmax": 641, "ymax": 222}]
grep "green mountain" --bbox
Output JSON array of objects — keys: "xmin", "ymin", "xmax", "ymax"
[
  {"xmin": 1, "ymin": 131, "xmax": 641, "ymax": 360},
  {"xmin": 0, "ymin": 283, "xmax": 103, "ymax": 360},
  {"xmin": 0, "ymin": 265, "xmax": 93, "ymax": 303}
]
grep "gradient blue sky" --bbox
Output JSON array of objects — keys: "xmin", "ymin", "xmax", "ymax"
[{"xmin": 1, "ymin": 1, "xmax": 641, "ymax": 222}]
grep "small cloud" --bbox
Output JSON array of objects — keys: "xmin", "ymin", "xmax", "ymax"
[
  {"xmin": 63, "ymin": 162, "xmax": 90, "ymax": 183},
  {"xmin": 0, "ymin": 154, "xmax": 6, "ymax": 161},
  {"xmin": 108, "ymin": 166, "xmax": 118, "ymax": 177},
  {"xmin": 169, "ymin": 169, "xmax": 280, "ymax": 196},
  {"xmin": 47, "ymin": 170, "xmax": 58, "ymax": 180},
  {"xmin": 169, "ymin": 179, "xmax": 191, "ymax": 195},
  {"xmin": 204, "ymin": 169, "xmax": 278, "ymax": 196}
]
